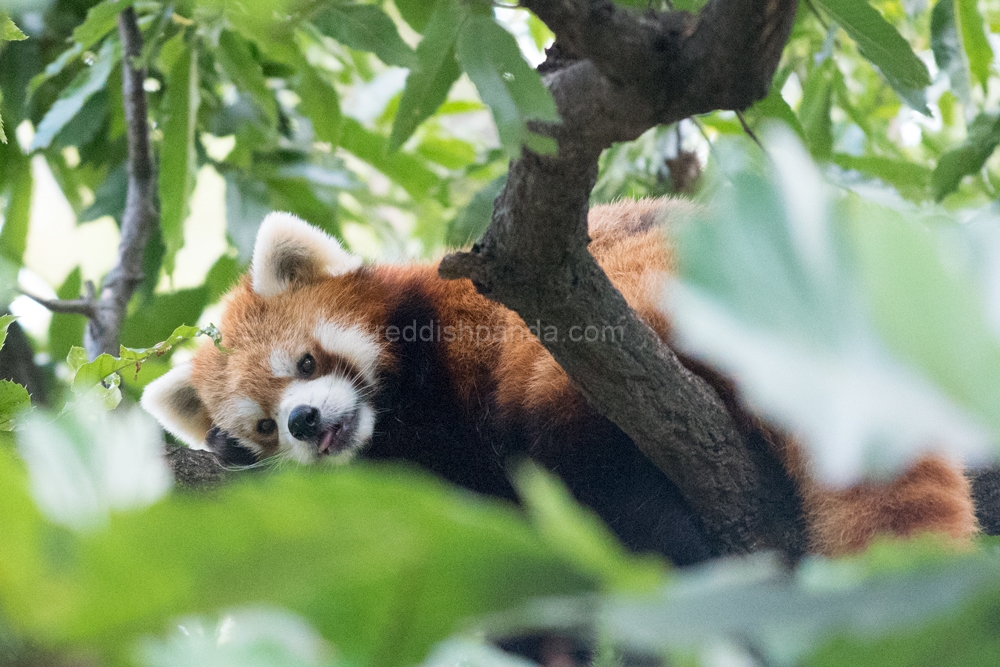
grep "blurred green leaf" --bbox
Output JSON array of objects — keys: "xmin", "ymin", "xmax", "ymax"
[
  {"xmin": 0, "ymin": 150, "xmax": 31, "ymax": 266},
  {"xmin": 0, "ymin": 380, "xmax": 30, "ymax": 431},
  {"xmin": 846, "ymin": 197, "xmax": 1000, "ymax": 438},
  {"xmin": 515, "ymin": 464, "xmax": 665, "ymax": 593},
  {"xmin": 446, "ymin": 173, "xmax": 505, "ymax": 246},
  {"xmin": 30, "ymin": 38, "xmax": 120, "ymax": 152},
  {"xmin": 930, "ymin": 0, "xmax": 972, "ymax": 107},
  {"xmin": 813, "ymin": 0, "xmax": 931, "ymax": 112},
  {"xmin": 16, "ymin": 403, "xmax": 171, "ymax": 530},
  {"xmin": 931, "ymin": 112, "xmax": 1000, "ymax": 200},
  {"xmin": 455, "ymin": 16, "xmax": 559, "ymax": 159},
  {"xmin": 0, "ymin": 461, "xmax": 594, "ymax": 667},
  {"xmin": 312, "ymin": 4, "xmax": 417, "ymax": 69},
  {"xmin": 395, "ymin": 0, "xmax": 436, "ymax": 32},
  {"xmin": 389, "ymin": 0, "xmax": 463, "ymax": 151},
  {"xmin": 953, "ymin": 0, "xmax": 992, "ymax": 92},
  {"xmin": 72, "ymin": 0, "xmax": 136, "ymax": 50},
  {"xmin": 158, "ymin": 43, "xmax": 200, "ymax": 275},
  {"xmin": 342, "ymin": 117, "xmax": 442, "ymax": 200},
  {"xmin": 799, "ymin": 60, "xmax": 835, "ymax": 158},
  {"xmin": 296, "ymin": 66, "xmax": 343, "ymax": 146},
  {"xmin": 217, "ymin": 30, "xmax": 277, "ymax": 125},
  {"xmin": 832, "ymin": 153, "xmax": 931, "ymax": 200},
  {"xmin": 47, "ymin": 267, "xmax": 86, "ymax": 363},
  {"xmin": 669, "ymin": 132, "xmax": 990, "ymax": 484}
]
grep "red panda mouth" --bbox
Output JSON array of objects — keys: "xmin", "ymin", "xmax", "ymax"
[{"xmin": 317, "ymin": 417, "xmax": 354, "ymax": 456}]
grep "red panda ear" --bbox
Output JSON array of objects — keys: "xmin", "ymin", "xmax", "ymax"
[
  {"xmin": 250, "ymin": 212, "xmax": 361, "ymax": 297},
  {"xmin": 141, "ymin": 362, "xmax": 212, "ymax": 449}
]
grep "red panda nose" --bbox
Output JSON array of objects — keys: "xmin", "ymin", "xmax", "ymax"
[{"xmin": 288, "ymin": 405, "xmax": 321, "ymax": 441}]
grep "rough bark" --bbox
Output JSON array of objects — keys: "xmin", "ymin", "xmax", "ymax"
[
  {"xmin": 439, "ymin": 0, "xmax": 799, "ymax": 557},
  {"xmin": 165, "ymin": 445, "xmax": 229, "ymax": 490},
  {"xmin": 970, "ymin": 467, "xmax": 1000, "ymax": 536}
]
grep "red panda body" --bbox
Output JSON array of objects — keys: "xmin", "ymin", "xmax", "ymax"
[{"xmin": 142, "ymin": 199, "xmax": 977, "ymax": 563}]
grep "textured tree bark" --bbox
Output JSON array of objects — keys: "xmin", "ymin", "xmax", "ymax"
[{"xmin": 440, "ymin": 0, "xmax": 800, "ymax": 557}]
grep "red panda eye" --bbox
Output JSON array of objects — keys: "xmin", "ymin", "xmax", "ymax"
[
  {"xmin": 297, "ymin": 353, "xmax": 316, "ymax": 377},
  {"xmin": 256, "ymin": 418, "xmax": 277, "ymax": 435}
]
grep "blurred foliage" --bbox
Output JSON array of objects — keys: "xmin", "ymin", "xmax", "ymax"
[{"xmin": 3, "ymin": 0, "xmax": 1000, "ymax": 666}]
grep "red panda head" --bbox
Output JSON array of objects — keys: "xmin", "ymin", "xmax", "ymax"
[{"xmin": 142, "ymin": 212, "xmax": 386, "ymax": 465}]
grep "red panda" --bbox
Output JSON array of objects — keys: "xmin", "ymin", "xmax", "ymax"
[{"xmin": 141, "ymin": 199, "xmax": 977, "ymax": 562}]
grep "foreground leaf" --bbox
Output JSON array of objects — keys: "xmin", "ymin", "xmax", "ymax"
[
  {"xmin": 953, "ymin": 0, "xmax": 992, "ymax": 92},
  {"xmin": 72, "ymin": 0, "xmax": 136, "ymax": 50},
  {"xmin": 667, "ymin": 131, "xmax": 990, "ymax": 484},
  {"xmin": 0, "ymin": 460, "xmax": 596, "ymax": 667},
  {"xmin": 0, "ymin": 380, "xmax": 30, "ymax": 431}
]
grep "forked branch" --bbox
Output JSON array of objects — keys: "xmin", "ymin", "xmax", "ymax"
[{"xmin": 440, "ymin": 0, "xmax": 800, "ymax": 557}]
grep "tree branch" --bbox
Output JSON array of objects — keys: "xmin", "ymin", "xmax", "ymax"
[
  {"xmin": 442, "ymin": 0, "xmax": 800, "ymax": 557},
  {"xmin": 82, "ymin": 7, "xmax": 158, "ymax": 359},
  {"xmin": 19, "ymin": 290, "xmax": 96, "ymax": 318}
]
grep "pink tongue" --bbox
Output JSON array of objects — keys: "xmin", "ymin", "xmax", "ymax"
[{"xmin": 319, "ymin": 429, "xmax": 335, "ymax": 455}]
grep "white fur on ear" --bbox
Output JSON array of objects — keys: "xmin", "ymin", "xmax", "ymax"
[
  {"xmin": 140, "ymin": 362, "xmax": 212, "ymax": 450},
  {"xmin": 250, "ymin": 212, "xmax": 362, "ymax": 298}
]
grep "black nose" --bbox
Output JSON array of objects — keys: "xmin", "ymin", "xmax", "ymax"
[{"xmin": 288, "ymin": 405, "xmax": 320, "ymax": 441}]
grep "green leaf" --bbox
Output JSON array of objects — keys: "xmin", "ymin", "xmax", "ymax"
[
  {"xmin": 931, "ymin": 0, "xmax": 972, "ymax": 107},
  {"xmin": 0, "ymin": 464, "xmax": 592, "ymax": 666},
  {"xmin": 1, "ymin": 15, "xmax": 27, "ymax": 41},
  {"xmin": 217, "ymin": 30, "xmax": 277, "ymax": 125},
  {"xmin": 446, "ymin": 173, "xmax": 506, "ymax": 246},
  {"xmin": 455, "ymin": 16, "xmax": 559, "ymax": 159},
  {"xmin": 799, "ymin": 60, "xmax": 836, "ymax": 159},
  {"xmin": 48, "ymin": 267, "xmax": 87, "ymax": 364},
  {"xmin": 0, "ymin": 380, "xmax": 30, "ymax": 431},
  {"xmin": 395, "ymin": 0, "xmax": 436, "ymax": 32},
  {"xmin": 312, "ymin": 4, "xmax": 417, "ymax": 68},
  {"xmin": 389, "ymin": 0, "xmax": 463, "ymax": 151},
  {"xmin": 832, "ymin": 153, "xmax": 931, "ymax": 200},
  {"xmin": 747, "ymin": 80, "xmax": 805, "ymax": 140},
  {"xmin": 30, "ymin": 38, "xmax": 120, "ymax": 152},
  {"xmin": 72, "ymin": 0, "xmax": 137, "ymax": 50},
  {"xmin": 0, "ymin": 150, "xmax": 32, "ymax": 266},
  {"xmin": 16, "ymin": 403, "xmax": 171, "ymax": 530},
  {"xmin": 158, "ymin": 43, "xmax": 200, "ymax": 275},
  {"xmin": 813, "ymin": 0, "xmax": 931, "ymax": 110},
  {"xmin": 341, "ymin": 117, "xmax": 442, "ymax": 200},
  {"xmin": 846, "ymin": 198, "xmax": 1000, "ymax": 438},
  {"xmin": 931, "ymin": 112, "xmax": 1000, "ymax": 200},
  {"xmin": 515, "ymin": 464, "xmax": 664, "ymax": 593},
  {"xmin": 296, "ymin": 67, "xmax": 343, "ymax": 146},
  {"xmin": 70, "ymin": 324, "xmax": 210, "ymax": 392},
  {"xmin": 953, "ymin": 0, "xmax": 992, "ymax": 92},
  {"xmin": 669, "ymin": 131, "xmax": 990, "ymax": 484},
  {"xmin": 27, "ymin": 43, "xmax": 84, "ymax": 100},
  {"xmin": 0, "ymin": 313, "xmax": 15, "ymax": 349},
  {"xmin": 119, "ymin": 288, "xmax": 208, "ymax": 350}
]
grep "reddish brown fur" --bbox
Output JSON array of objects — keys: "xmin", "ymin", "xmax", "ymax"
[{"xmin": 189, "ymin": 198, "xmax": 977, "ymax": 556}]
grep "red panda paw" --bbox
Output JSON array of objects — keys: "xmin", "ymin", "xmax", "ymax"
[{"xmin": 803, "ymin": 455, "xmax": 978, "ymax": 557}]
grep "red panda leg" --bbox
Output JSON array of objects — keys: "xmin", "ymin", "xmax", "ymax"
[{"xmin": 796, "ymin": 454, "xmax": 978, "ymax": 556}]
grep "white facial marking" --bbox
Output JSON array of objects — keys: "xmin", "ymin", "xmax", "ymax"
[
  {"xmin": 270, "ymin": 348, "xmax": 298, "ymax": 378},
  {"xmin": 226, "ymin": 396, "xmax": 265, "ymax": 424},
  {"xmin": 140, "ymin": 362, "xmax": 209, "ymax": 450},
  {"xmin": 313, "ymin": 319, "xmax": 382, "ymax": 384},
  {"xmin": 277, "ymin": 376, "xmax": 365, "ymax": 463}
]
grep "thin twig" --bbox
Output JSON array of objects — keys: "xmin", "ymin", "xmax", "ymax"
[
  {"xmin": 736, "ymin": 110, "xmax": 765, "ymax": 150},
  {"xmin": 19, "ymin": 290, "xmax": 97, "ymax": 318},
  {"xmin": 82, "ymin": 7, "xmax": 158, "ymax": 359}
]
